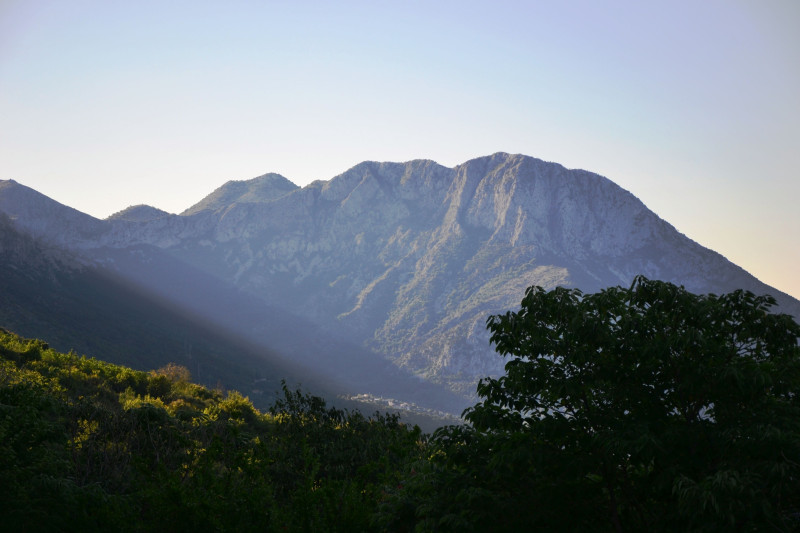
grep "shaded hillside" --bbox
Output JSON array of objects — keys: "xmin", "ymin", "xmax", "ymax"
[
  {"xmin": 0, "ymin": 213, "xmax": 323, "ymax": 406},
  {"xmin": 0, "ymin": 212, "xmax": 466, "ymax": 416},
  {"xmin": 0, "ymin": 179, "xmax": 106, "ymax": 245}
]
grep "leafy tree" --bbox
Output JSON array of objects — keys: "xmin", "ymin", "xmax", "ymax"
[
  {"xmin": 154, "ymin": 362, "xmax": 192, "ymax": 383},
  {"xmin": 460, "ymin": 276, "xmax": 800, "ymax": 531}
]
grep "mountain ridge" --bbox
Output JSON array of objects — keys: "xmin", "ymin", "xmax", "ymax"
[
  {"xmin": 2, "ymin": 153, "xmax": 797, "ymax": 407},
  {"xmin": 108, "ymin": 204, "xmax": 171, "ymax": 222},
  {"xmin": 182, "ymin": 172, "xmax": 300, "ymax": 216}
]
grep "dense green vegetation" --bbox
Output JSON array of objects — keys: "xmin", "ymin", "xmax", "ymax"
[
  {"xmin": 381, "ymin": 277, "xmax": 800, "ymax": 532},
  {"xmin": 3, "ymin": 277, "xmax": 799, "ymax": 531},
  {"xmin": 0, "ymin": 329, "xmax": 423, "ymax": 531}
]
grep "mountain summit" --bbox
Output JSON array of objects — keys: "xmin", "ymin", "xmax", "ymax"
[
  {"xmin": 2, "ymin": 154, "xmax": 797, "ymax": 409},
  {"xmin": 182, "ymin": 173, "xmax": 299, "ymax": 215},
  {"xmin": 108, "ymin": 204, "xmax": 171, "ymax": 222}
]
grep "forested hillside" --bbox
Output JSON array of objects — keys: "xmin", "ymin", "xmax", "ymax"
[{"xmin": 0, "ymin": 328, "xmax": 422, "ymax": 531}]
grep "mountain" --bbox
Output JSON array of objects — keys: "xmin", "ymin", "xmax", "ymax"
[
  {"xmin": 0, "ymin": 211, "xmax": 319, "ymax": 405},
  {"xmin": 0, "ymin": 179, "xmax": 106, "ymax": 246},
  {"xmin": 182, "ymin": 172, "xmax": 299, "ymax": 215},
  {"xmin": 2, "ymin": 153, "xmax": 798, "ymax": 410},
  {"xmin": 108, "ymin": 204, "xmax": 171, "ymax": 222},
  {"xmin": 0, "ymin": 204, "xmax": 465, "ymax": 417}
]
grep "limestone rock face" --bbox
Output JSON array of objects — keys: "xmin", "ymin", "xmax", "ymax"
[{"xmin": 2, "ymin": 154, "xmax": 798, "ymax": 401}]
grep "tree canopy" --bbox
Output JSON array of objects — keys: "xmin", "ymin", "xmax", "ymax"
[
  {"xmin": 472, "ymin": 276, "xmax": 800, "ymax": 531},
  {"xmin": 383, "ymin": 276, "xmax": 800, "ymax": 532},
  {"xmin": 0, "ymin": 329, "xmax": 423, "ymax": 532}
]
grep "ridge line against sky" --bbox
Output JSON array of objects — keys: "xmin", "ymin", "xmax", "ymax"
[{"xmin": 1, "ymin": 0, "xmax": 798, "ymax": 300}]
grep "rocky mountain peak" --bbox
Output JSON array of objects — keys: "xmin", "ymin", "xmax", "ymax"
[
  {"xmin": 107, "ymin": 204, "xmax": 171, "ymax": 222},
  {"xmin": 453, "ymin": 153, "xmax": 666, "ymax": 258},
  {"xmin": 2, "ymin": 155, "xmax": 798, "ymax": 410},
  {"xmin": 182, "ymin": 173, "xmax": 299, "ymax": 215}
]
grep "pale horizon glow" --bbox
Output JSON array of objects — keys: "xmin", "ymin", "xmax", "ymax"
[{"xmin": 1, "ymin": 1, "xmax": 798, "ymax": 300}]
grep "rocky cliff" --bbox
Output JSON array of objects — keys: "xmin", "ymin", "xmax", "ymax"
[{"xmin": 2, "ymin": 153, "xmax": 797, "ymax": 403}]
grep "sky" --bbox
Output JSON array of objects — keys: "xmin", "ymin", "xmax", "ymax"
[{"xmin": 1, "ymin": 0, "xmax": 798, "ymax": 300}]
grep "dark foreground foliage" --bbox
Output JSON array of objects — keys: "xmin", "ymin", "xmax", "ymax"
[
  {"xmin": 3, "ymin": 277, "xmax": 800, "ymax": 532},
  {"xmin": 0, "ymin": 329, "xmax": 422, "ymax": 532},
  {"xmin": 380, "ymin": 277, "xmax": 800, "ymax": 532}
]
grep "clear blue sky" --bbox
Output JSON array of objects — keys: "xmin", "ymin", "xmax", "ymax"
[{"xmin": 2, "ymin": 0, "xmax": 798, "ymax": 300}]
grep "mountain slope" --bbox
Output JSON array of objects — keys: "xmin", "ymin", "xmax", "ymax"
[
  {"xmin": 0, "ymin": 208, "xmax": 465, "ymax": 415},
  {"xmin": 182, "ymin": 173, "xmax": 299, "ymax": 215},
  {"xmin": 0, "ymin": 328, "xmax": 424, "ymax": 531},
  {"xmin": 0, "ymin": 179, "xmax": 106, "ymax": 246},
  {"xmin": 2, "ymin": 154, "xmax": 798, "ymax": 406},
  {"xmin": 0, "ymin": 212, "xmax": 331, "ymax": 406},
  {"xmin": 108, "ymin": 204, "xmax": 171, "ymax": 222}
]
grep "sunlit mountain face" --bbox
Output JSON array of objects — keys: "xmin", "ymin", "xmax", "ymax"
[{"xmin": 2, "ymin": 153, "xmax": 798, "ymax": 414}]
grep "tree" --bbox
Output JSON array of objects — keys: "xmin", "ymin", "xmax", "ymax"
[{"xmin": 462, "ymin": 276, "xmax": 800, "ymax": 531}]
